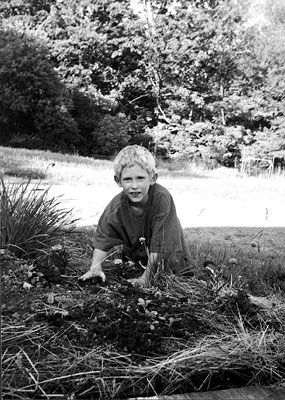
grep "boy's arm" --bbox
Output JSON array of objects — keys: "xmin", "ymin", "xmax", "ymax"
[{"xmin": 80, "ymin": 248, "xmax": 107, "ymax": 282}]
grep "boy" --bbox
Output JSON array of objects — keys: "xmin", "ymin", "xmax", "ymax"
[{"xmin": 81, "ymin": 145, "xmax": 188, "ymax": 286}]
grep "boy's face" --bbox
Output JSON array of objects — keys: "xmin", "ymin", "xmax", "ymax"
[{"xmin": 115, "ymin": 164, "xmax": 157, "ymax": 206}]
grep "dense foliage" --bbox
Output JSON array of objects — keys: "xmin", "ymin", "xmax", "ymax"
[{"xmin": 0, "ymin": 0, "xmax": 284, "ymax": 165}]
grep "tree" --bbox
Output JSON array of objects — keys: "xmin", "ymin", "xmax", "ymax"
[
  {"xmin": 252, "ymin": 0, "xmax": 285, "ymax": 155},
  {"xmin": 32, "ymin": 0, "xmax": 156, "ymax": 150},
  {"xmin": 0, "ymin": 29, "xmax": 80, "ymax": 151},
  {"xmin": 1, "ymin": 0, "xmax": 284, "ymax": 161},
  {"xmin": 0, "ymin": 0, "xmax": 55, "ymax": 18}
]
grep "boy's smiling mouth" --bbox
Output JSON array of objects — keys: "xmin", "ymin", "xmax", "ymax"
[
  {"xmin": 118, "ymin": 164, "xmax": 156, "ymax": 206},
  {"xmin": 130, "ymin": 191, "xmax": 141, "ymax": 197}
]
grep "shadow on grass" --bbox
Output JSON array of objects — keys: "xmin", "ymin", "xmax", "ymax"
[{"xmin": 4, "ymin": 167, "xmax": 47, "ymax": 180}]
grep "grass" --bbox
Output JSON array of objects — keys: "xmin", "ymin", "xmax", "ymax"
[
  {"xmin": 0, "ymin": 146, "xmax": 113, "ymax": 186},
  {"xmin": 1, "ymin": 145, "xmax": 284, "ymax": 290},
  {"xmin": 183, "ymin": 236, "xmax": 285, "ymax": 296},
  {"xmin": 2, "ymin": 146, "xmax": 284, "ymax": 185},
  {"xmin": 1, "ymin": 144, "xmax": 284, "ymax": 290},
  {"xmin": 2, "ymin": 255, "xmax": 285, "ymax": 398},
  {"xmin": 1, "ymin": 146, "xmax": 284, "ymax": 208},
  {"xmin": 4, "ymin": 167, "xmax": 47, "ymax": 180},
  {"xmin": 1, "ymin": 145, "xmax": 285, "ymax": 399},
  {"xmin": 0, "ymin": 178, "xmax": 77, "ymax": 259}
]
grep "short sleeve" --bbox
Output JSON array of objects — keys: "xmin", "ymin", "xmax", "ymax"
[
  {"xmin": 93, "ymin": 197, "xmax": 125, "ymax": 251},
  {"xmin": 149, "ymin": 192, "xmax": 185, "ymax": 256},
  {"xmin": 94, "ymin": 212, "xmax": 123, "ymax": 251}
]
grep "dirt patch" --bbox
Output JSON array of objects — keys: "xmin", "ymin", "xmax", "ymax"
[
  {"xmin": 1, "ymin": 256, "xmax": 211, "ymax": 360},
  {"xmin": 2, "ymin": 249, "xmax": 285, "ymax": 399}
]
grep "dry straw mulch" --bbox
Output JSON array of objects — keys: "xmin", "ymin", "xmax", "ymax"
[{"xmin": 2, "ymin": 251, "xmax": 285, "ymax": 399}]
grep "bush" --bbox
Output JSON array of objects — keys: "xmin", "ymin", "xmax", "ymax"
[
  {"xmin": 92, "ymin": 114, "xmax": 132, "ymax": 155},
  {"xmin": 0, "ymin": 29, "xmax": 80, "ymax": 151},
  {"xmin": 149, "ymin": 121, "xmax": 254, "ymax": 167},
  {"xmin": 0, "ymin": 178, "xmax": 76, "ymax": 259}
]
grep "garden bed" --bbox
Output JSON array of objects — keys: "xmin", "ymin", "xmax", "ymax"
[{"xmin": 2, "ymin": 248, "xmax": 285, "ymax": 399}]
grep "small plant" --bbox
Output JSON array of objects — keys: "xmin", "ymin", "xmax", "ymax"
[{"xmin": 0, "ymin": 178, "xmax": 77, "ymax": 259}]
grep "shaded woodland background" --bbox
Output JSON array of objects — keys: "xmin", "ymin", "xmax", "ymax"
[{"xmin": 0, "ymin": 0, "xmax": 284, "ymax": 167}]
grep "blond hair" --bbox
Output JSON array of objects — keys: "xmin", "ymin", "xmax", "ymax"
[{"xmin": 114, "ymin": 145, "xmax": 156, "ymax": 179}]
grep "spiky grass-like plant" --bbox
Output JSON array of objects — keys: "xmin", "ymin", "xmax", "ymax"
[{"xmin": 0, "ymin": 178, "xmax": 76, "ymax": 259}]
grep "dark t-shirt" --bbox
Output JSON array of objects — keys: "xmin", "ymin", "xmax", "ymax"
[{"xmin": 94, "ymin": 183, "xmax": 188, "ymax": 269}]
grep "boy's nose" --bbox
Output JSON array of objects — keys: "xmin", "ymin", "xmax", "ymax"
[{"xmin": 131, "ymin": 179, "xmax": 138, "ymax": 189}]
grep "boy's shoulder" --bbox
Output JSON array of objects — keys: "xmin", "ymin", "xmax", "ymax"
[
  {"xmin": 150, "ymin": 183, "xmax": 174, "ymax": 207},
  {"xmin": 105, "ymin": 191, "xmax": 125, "ymax": 214},
  {"xmin": 151, "ymin": 182, "xmax": 172, "ymax": 197}
]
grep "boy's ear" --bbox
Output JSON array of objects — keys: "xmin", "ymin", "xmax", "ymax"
[
  {"xmin": 114, "ymin": 176, "xmax": 122, "ymax": 186},
  {"xmin": 151, "ymin": 173, "xmax": 158, "ymax": 185}
]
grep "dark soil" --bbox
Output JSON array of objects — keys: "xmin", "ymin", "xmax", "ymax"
[
  {"xmin": 2, "ymin": 252, "xmax": 211, "ymax": 358},
  {"xmin": 1, "ymin": 250, "xmax": 284, "ymax": 399}
]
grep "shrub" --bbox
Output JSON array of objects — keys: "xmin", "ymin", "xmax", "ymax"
[
  {"xmin": 0, "ymin": 29, "xmax": 80, "ymax": 152},
  {"xmin": 0, "ymin": 178, "xmax": 76, "ymax": 259},
  {"xmin": 92, "ymin": 114, "xmax": 132, "ymax": 155}
]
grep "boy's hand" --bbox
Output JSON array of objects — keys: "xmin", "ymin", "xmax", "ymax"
[
  {"xmin": 80, "ymin": 269, "xmax": 106, "ymax": 282},
  {"xmin": 128, "ymin": 276, "xmax": 148, "ymax": 288}
]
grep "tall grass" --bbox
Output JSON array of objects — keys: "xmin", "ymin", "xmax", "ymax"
[
  {"xmin": 0, "ymin": 178, "xmax": 77, "ymax": 259},
  {"xmin": 183, "ymin": 239, "xmax": 285, "ymax": 296},
  {"xmin": 2, "ymin": 146, "xmax": 284, "ymax": 186},
  {"xmin": 0, "ymin": 146, "xmax": 113, "ymax": 185}
]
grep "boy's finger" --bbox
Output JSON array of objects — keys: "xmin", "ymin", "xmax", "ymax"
[
  {"xmin": 79, "ymin": 272, "xmax": 93, "ymax": 281},
  {"xmin": 99, "ymin": 272, "xmax": 106, "ymax": 282},
  {"xmin": 79, "ymin": 271, "xmax": 106, "ymax": 283},
  {"xmin": 127, "ymin": 277, "xmax": 144, "ymax": 287}
]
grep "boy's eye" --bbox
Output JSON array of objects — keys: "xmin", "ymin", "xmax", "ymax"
[{"xmin": 123, "ymin": 176, "xmax": 145, "ymax": 182}]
